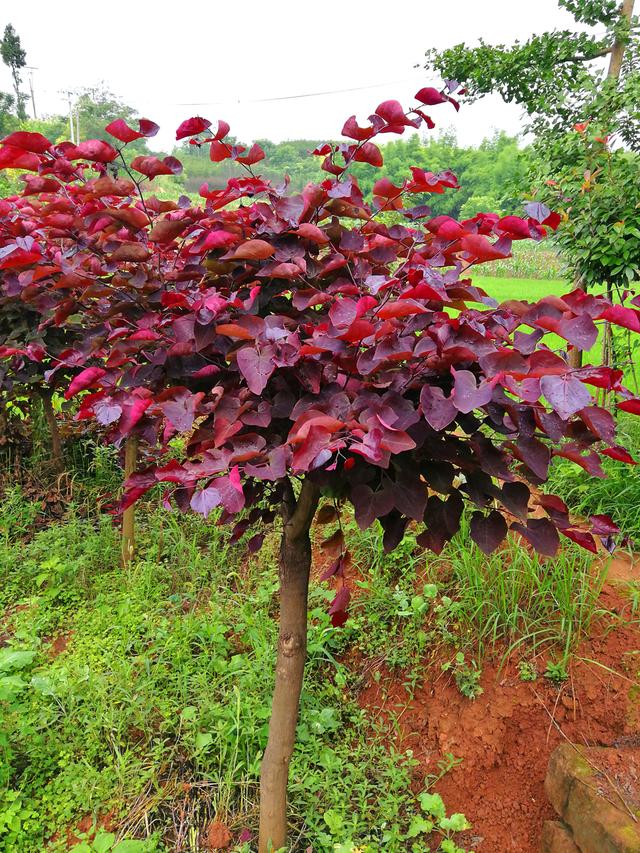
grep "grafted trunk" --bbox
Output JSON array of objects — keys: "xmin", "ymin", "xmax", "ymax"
[
  {"xmin": 259, "ymin": 479, "xmax": 319, "ymax": 853},
  {"xmin": 39, "ymin": 388, "xmax": 63, "ymax": 473},
  {"xmin": 121, "ymin": 435, "xmax": 138, "ymax": 566}
]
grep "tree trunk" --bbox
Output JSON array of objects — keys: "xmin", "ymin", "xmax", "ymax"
[
  {"xmin": 39, "ymin": 389, "xmax": 63, "ymax": 473},
  {"xmin": 121, "ymin": 435, "xmax": 138, "ymax": 566},
  {"xmin": 568, "ymin": 0, "xmax": 634, "ymax": 372},
  {"xmin": 607, "ymin": 0, "xmax": 635, "ymax": 80},
  {"xmin": 568, "ymin": 273, "xmax": 585, "ymax": 369},
  {"xmin": 259, "ymin": 479, "xmax": 319, "ymax": 853}
]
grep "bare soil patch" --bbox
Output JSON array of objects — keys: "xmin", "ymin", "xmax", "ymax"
[{"xmin": 358, "ymin": 575, "xmax": 640, "ymax": 852}]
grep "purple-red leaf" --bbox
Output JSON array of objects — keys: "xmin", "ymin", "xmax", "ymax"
[
  {"xmin": 65, "ymin": 367, "xmax": 107, "ymax": 399},
  {"xmin": 590, "ymin": 514, "xmax": 620, "ymax": 536},
  {"xmin": 451, "ymin": 370, "xmax": 494, "ymax": 414},
  {"xmin": 470, "ymin": 510, "xmax": 508, "ymax": 554},
  {"xmin": 600, "ymin": 304, "xmax": 640, "ymax": 333},
  {"xmin": 512, "ymin": 518, "xmax": 560, "ymax": 557},
  {"xmin": 176, "ymin": 116, "xmax": 212, "ymax": 140},
  {"xmin": 329, "ymin": 586, "xmax": 350, "ymax": 627},
  {"xmin": 601, "ymin": 446, "xmax": 636, "ymax": 464},
  {"xmin": 236, "ymin": 347, "xmax": 274, "ymax": 395},
  {"xmin": 2, "ymin": 130, "xmax": 51, "ymax": 153},
  {"xmin": 540, "ymin": 375, "xmax": 592, "ymax": 420},
  {"xmin": 105, "ymin": 118, "xmax": 159, "ymax": 142},
  {"xmin": 420, "ymin": 385, "xmax": 457, "ymax": 430}
]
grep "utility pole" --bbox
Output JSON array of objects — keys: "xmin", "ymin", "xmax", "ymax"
[
  {"xmin": 25, "ymin": 66, "xmax": 37, "ymax": 119},
  {"xmin": 62, "ymin": 90, "xmax": 75, "ymax": 143}
]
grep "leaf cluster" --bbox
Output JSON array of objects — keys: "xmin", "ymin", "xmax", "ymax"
[{"xmin": 1, "ymin": 88, "xmax": 639, "ymax": 625}]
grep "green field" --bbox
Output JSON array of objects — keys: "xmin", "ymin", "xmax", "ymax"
[
  {"xmin": 473, "ymin": 276, "xmax": 567, "ymax": 302},
  {"xmin": 473, "ymin": 276, "xmax": 619, "ymax": 374}
]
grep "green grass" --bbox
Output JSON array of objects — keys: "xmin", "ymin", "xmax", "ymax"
[
  {"xmin": 431, "ymin": 518, "xmax": 607, "ymax": 664},
  {"xmin": 1, "ymin": 463, "xmax": 619, "ymax": 852},
  {"xmin": 548, "ymin": 414, "xmax": 640, "ymax": 541},
  {"xmin": 0, "ymin": 491, "xmax": 463, "ymax": 853},
  {"xmin": 473, "ymin": 275, "xmax": 567, "ymax": 303},
  {"xmin": 345, "ymin": 513, "xmax": 608, "ymax": 678},
  {"xmin": 480, "ymin": 240, "xmax": 565, "ymax": 281},
  {"xmin": 2, "ymin": 487, "xmax": 612, "ymax": 853}
]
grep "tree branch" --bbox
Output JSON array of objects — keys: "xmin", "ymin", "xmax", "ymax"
[{"xmin": 556, "ymin": 47, "xmax": 613, "ymax": 63}]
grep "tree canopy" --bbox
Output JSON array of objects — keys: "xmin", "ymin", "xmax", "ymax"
[
  {"xmin": 426, "ymin": 0, "xmax": 639, "ymax": 146},
  {"xmin": 2, "ymin": 85, "xmax": 640, "ymax": 851},
  {"xmin": 425, "ymin": 0, "xmax": 640, "ymax": 378}
]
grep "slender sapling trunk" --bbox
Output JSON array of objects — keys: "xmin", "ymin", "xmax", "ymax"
[{"xmin": 259, "ymin": 479, "xmax": 319, "ymax": 853}]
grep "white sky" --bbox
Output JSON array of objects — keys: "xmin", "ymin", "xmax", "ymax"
[{"xmin": 2, "ymin": 1, "xmax": 582, "ymax": 151}]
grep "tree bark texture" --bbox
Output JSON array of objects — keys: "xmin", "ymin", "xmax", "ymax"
[
  {"xmin": 607, "ymin": 0, "xmax": 635, "ymax": 81},
  {"xmin": 258, "ymin": 478, "xmax": 319, "ymax": 853}
]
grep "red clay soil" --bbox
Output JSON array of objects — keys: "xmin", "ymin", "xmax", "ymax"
[
  {"xmin": 581, "ymin": 744, "xmax": 640, "ymax": 816},
  {"xmin": 201, "ymin": 819, "xmax": 233, "ymax": 850},
  {"xmin": 49, "ymin": 810, "xmax": 116, "ymax": 849},
  {"xmin": 358, "ymin": 559, "xmax": 640, "ymax": 853},
  {"xmin": 47, "ymin": 631, "xmax": 73, "ymax": 658}
]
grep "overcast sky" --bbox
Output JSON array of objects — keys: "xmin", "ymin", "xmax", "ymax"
[{"xmin": 2, "ymin": 1, "xmax": 584, "ymax": 151}]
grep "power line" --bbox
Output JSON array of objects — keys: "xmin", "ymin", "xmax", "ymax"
[
  {"xmin": 175, "ymin": 77, "xmax": 424, "ymax": 107},
  {"xmin": 33, "ymin": 74, "xmax": 428, "ymax": 112}
]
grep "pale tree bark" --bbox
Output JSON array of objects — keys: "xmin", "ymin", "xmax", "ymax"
[
  {"xmin": 121, "ymin": 435, "xmax": 138, "ymax": 566},
  {"xmin": 607, "ymin": 0, "xmax": 635, "ymax": 80},
  {"xmin": 569, "ymin": 0, "xmax": 635, "ymax": 370},
  {"xmin": 259, "ymin": 478, "xmax": 320, "ymax": 853}
]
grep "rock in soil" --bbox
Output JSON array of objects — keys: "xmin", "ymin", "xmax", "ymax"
[
  {"xmin": 540, "ymin": 820, "xmax": 580, "ymax": 853},
  {"xmin": 545, "ymin": 742, "xmax": 640, "ymax": 853}
]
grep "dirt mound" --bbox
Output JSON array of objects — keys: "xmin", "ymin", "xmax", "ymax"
[{"xmin": 358, "ymin": 583, "xmax": 640, "ymax": 853}]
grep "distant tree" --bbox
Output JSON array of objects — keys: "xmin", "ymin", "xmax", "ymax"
[
  {"xmin": 0, "ymin": 91, "xmax": 17, "ymax": 135},
  {"xmin": 0, "ymin": 24, "xmax": 27, "ymax": 121},
  {"xmin": 73, "ymin": 86, "xmax": 156, "ymax": 156},
  {"xmin": 426, "ymin": 0, "xmax": 640, "ymax": 366},
  {"xmin": 178, "ymin": 129, "xmax": 530, "ymax": 216},
  {"xmin": 0, "ymin": 91, "xmax": 18, "ymax": 195},
  {"xmin": 459, "ymin": 193, "xmax": 505, "ymax": 220},
  {"xmin": 426, "ymin": 0, "xmax": 638, "ymax": 145},
  {"xmin": 21, "ymin": 114, "xmax": 68, "ymax": 145}
]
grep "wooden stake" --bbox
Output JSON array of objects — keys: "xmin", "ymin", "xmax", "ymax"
[
  {"xmin": 39, "ymin": 388, "xmax": 63, "ymax": 473},
  {"xmin": 121, "ymin": 435, "xmax": 138, "ymax": 565}
]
